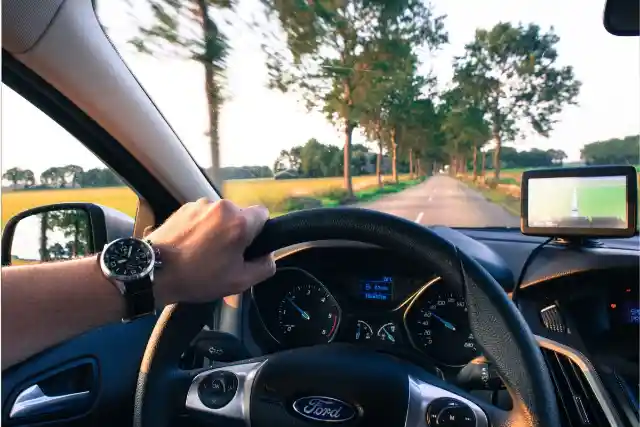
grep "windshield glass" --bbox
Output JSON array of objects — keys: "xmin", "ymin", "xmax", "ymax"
[{"xmin": 95, "ymin": 0, "xmax": 638, "ymax": 227}]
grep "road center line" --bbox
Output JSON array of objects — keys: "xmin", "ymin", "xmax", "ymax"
[{"xmin": 415, "ymin": 212, "xmax": 424, "ymax": 224}]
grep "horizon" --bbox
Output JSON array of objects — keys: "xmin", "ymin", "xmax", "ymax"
[{"xmin": 2, "ymin": 0, "xmax": 639, "ymax": 180}]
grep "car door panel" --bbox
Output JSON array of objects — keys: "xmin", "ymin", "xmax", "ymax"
[{"xmin": 2, "ymin": 316, "xmax": 157, "ymax": 426}]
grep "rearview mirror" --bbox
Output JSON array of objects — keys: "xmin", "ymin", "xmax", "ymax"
[
  {"xmin": 1, "ymin": 203, "xmax": 135, "ymax": 266},
  {"xmin": 604, "ymin": 0, "xmax": 639, "ymax": 36}
]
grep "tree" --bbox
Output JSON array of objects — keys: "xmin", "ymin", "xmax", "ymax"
[
  {"xmin": 2, "ymin": 167, "xmax": 24, "ymax": 187},
  {"xmin": 47, "ymin": 210, "xmax": 91, "ymax": 258},
  {"xmin": 40, "ymin": 167, "xmax": 65, "ymax": 187},
  {"xmin": 454, "ymin": 22, "xmax": 581, "ymax": 180},
  {"xmin": 130, "ymin": 0, "xmax": 235, "ymax": 189},
  {"xmin": 360, "ymin": 38, "xmax": 426, "ymax": 185},
  {"xmin": 547, "ymin": 149, "xmax": 568, "ymax": 165},
  {"xmin": 23, "ymin": 170, "xmax": 36, "ymax": 187},
  {"xmin": 261, "ymin": 0, "xmax": 446, "ymax": 198},
  {"xmin": 440, "ymin": 88, "xmax": 490, "ymax": 178},
  {"xmin": 402, "ymin": 97, "xmax": 446, "ymax": 177},
  {"xmin": 64, "ymin": 165, "xmax": 84, "ymax": 187}
]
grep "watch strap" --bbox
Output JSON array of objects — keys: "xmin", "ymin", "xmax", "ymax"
[
  {"xmin": 97, "ymin": 249, "xmax": 157, "ymax": 322},
  {"xmin": 121, "ymin": 276, "xmax": 157, "ymax": 322}
]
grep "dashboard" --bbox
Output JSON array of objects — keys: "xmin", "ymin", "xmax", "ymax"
[
  {"xmin": 252, "ymin": 263, "xmax": 479, "ymax": 369},
  {"xmin": 241, "ymin": 229, "xmax": 639, "ymax": 426}
]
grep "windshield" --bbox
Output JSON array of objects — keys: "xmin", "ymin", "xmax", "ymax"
[{"xmin": 97, "ymin": 1, "xmax": 636, "ymax": 227}]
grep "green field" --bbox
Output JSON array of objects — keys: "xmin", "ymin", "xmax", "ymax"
[{"xmin": 527, "ymin": 176, "xmax": 627, "ymax": 227}]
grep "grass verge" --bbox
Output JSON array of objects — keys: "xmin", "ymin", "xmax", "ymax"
[
  {"xmin": 461, "ymin": 177, "xmax": 521, "ymax": 216},
  {"xmin": 274, "ymin": 177, "xmax": 426, "ymax": 215}
]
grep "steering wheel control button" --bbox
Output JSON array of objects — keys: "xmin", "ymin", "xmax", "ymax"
[
  {"xmin": 426, "ymin": 398, "xmax": 476, "ymax": 426},
  {"xmin": 198, "ymin": 371, "xmax": 238, "ymax": 409}
]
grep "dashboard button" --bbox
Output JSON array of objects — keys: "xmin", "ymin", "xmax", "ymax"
[
  {"xmin": 198, "ymin": 371, "xmax": 238, "ymax": 409},
  {"xmin": 426, "ymin": 397, "xmax": 476, "ymax": 426}
]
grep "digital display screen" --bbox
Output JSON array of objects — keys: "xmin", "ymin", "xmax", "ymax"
[
  {"xmin": 623, "ymin": 302, "xmax": 640, "ymax": 324},
  {"xmin": 360, "ymin": 277, "xmax": 393, "ymax": 301},
  {"xmin": 526, "ymin": 175, "xmax": 628, "ymax": 229}
]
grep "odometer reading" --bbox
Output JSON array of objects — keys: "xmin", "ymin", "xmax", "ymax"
[
  {"xmin": 406, "ymin": 291, "xmax": 479, "ymax": 366},
  {"xmin": 277, "ymin": 281, "xmax": 341, "ymax": 346}
]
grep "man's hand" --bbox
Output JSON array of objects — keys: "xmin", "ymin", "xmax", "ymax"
[{"xmin": 147, "ymin": 199, "xmax": 275, "ymax": 306}]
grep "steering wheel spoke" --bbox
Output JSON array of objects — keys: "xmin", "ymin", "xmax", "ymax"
[
  {"xmin": 185, "ymin": 359, "xmax": 266, "ymax": 423},
  {"xmin": 183, "ymin": 345, "xmax": 501, "ymax": 427},
  {"xmin": 407, "ymin": 375, "xmax": 490, "ymax": 427}
]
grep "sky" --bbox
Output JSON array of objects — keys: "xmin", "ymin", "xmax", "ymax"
[{"xmin": 1, "ymin": 0, "xmax": 639, "ymax": 181}]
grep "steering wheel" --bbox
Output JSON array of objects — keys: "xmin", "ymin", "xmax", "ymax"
[{"xmin": 133, "ymin": 208, "xmax": 559, "ymax": 427}]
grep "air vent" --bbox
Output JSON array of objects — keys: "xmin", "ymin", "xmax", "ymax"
[
  {"xmin": 540, "ymin": 304, "xmax": 568, "ymax": 333},
  {"xmin": 541, "ymin": 347, "xmax": 610, "ymax": 427}
]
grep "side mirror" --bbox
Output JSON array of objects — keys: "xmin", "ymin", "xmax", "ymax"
[
  {"xmin": 1, "ymin": 203, "xmax": 135, "ymax": 266},
  {"xmin": 604, "ymin": 0, "xmax": 639, "ymax": 36}
]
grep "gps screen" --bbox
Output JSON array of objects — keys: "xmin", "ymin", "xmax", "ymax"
[{"xmin": 527, "ymin": 175, "xmax": 628, "ymax": 229}]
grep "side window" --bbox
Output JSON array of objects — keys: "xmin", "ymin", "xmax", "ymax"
[{"xmin": 1, "ymin": 84, "xmax": 139, "ymax": 265}]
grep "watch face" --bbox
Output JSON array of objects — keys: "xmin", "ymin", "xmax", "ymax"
[{"xmin": 102, "ymin": 238, "xmax": 154, "ymax": 279}]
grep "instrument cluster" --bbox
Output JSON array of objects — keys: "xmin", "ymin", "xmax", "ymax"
[{"xmin": 251, "ymin": 267, "xmax": 481, "ymax": 367}]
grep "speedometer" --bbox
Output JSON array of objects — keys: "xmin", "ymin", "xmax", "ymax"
[
  {"xmin": 405, "ymin": 290, "xmax": 479, "ymax": 366},
  {"xmin": 277, "ymin": 280, "xmax": 341, "ymax": 346}
]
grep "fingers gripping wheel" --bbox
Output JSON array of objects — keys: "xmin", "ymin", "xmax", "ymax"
[{"xmin": 134, "ymin": 208, "xmax": 561, "ymax": 427}]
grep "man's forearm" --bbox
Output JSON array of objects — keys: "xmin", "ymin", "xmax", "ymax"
[{"xmin": 1, "ymin": 256, "xmax": 125, "ymax": 370}]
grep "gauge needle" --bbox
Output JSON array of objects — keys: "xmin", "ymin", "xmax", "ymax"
[
  {"xmin": 287, "ymin": 297, "xmax": 310, "ymax": 320},
  {"xmin": 383, "ymin": 327, "xmax": 396, "ymax": 342},
  {"xmin": 429, "ymin": 312, "xmax": 456, "ymax": 331}
]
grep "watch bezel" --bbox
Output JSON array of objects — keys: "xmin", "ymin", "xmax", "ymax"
[{"xmin": 100, "ymin": 237, "xmax": 156, "ymax": 282}]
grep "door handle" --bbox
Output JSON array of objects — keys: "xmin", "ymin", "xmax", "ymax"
[{"xmin": 9, "ymin": 384, "xmax": 90, "ymax": 419}]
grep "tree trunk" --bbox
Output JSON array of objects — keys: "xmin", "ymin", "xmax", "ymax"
[
  {"xmin": 376, "ymin": 141, "xmax": 383, "ymax": 188},
  {"xmin": 344, "ymin": 123, "xmax": 354, "ymax": 198},
  {"xmin": 390, "ymin": 127, "xmax": 398, "ymax": 183},
  {"xmin": 409, "ymin": 149, "xmax": 414, "ymax": 180},
  {"xmin": 204, "ymin": 66, "xmax": 222, "ymax": 191},
  {"xmin": 73, "ymin": 217, "xmax": 80, "ymax": 258},
  {"xmin": 40, "ymin": 213, "xmax": 49, "ymax": 262},
  {"xmin": 198, "ymin": 0, "xmax": 223, "ymax": 192},
  {"xmin": 481, "ymin": 150, "xmax": 486, "ymax": 176},
  {"xmin": 472, "ymin": 146, "xmax": 478, "ymax": 179},
  {"xmin": 493, "ymin": 133, "xmax": 502, "ymax": 181}
]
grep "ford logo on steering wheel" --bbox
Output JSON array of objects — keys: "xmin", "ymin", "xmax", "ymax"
[{"xmin": 292, "ymin": 396, "xmax": 357, "ymax": 422}]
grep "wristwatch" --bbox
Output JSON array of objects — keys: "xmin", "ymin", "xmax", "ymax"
[{"xmin": 98, "ymin": 237, "xmax": 163, "ymax": 322}]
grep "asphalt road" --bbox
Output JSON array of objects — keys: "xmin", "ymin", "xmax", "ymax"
[{"xmin": 359, "ymin": 175, "xmax": 520, "ymax": 228}]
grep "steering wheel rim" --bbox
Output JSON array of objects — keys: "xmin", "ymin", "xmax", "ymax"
[{"xmin": 133, "ymin": 207, "xmax": 560, "ymax": 427}]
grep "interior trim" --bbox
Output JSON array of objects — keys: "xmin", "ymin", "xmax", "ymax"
[
  {"xmin": 134, "ymin": 199, "xmax": 156, "ymax": 239},
  {"xmin": 535, "ymin": 335, "xmax": 623, "ymax": 427},
  {"xmin": 273, "ymin": 240, "xmax": 381, "ymax": 261}
]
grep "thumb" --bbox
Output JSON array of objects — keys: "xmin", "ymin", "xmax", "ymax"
[{"xmin": 242, "ymin": 253, "xmax": 276, "ymax": 287}]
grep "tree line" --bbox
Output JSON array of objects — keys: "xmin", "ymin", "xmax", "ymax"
[
  {"xmin": 2, "ymin": 165, "xmax": 124, "ymax": 189},
  {"xmin": 580, "ymin": 135, "xmax": 639, "ymax": 166},
  {"xmin": 122, "ymin": 0, "xmax": 583, "ymax": 197}
]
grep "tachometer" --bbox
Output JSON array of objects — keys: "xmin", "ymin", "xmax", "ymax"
[
  {"xmin": 277, "ymin": 281, "xmax": 341, "ymax": 346},
  {"xmin": 405, "ymin": 290, "xmax": 479, "ymax": 366}
]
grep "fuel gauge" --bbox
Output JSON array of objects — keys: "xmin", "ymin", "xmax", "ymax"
[{"xmin": 354, "ymin": 320, "xmax": 373, "ymax": 341}]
